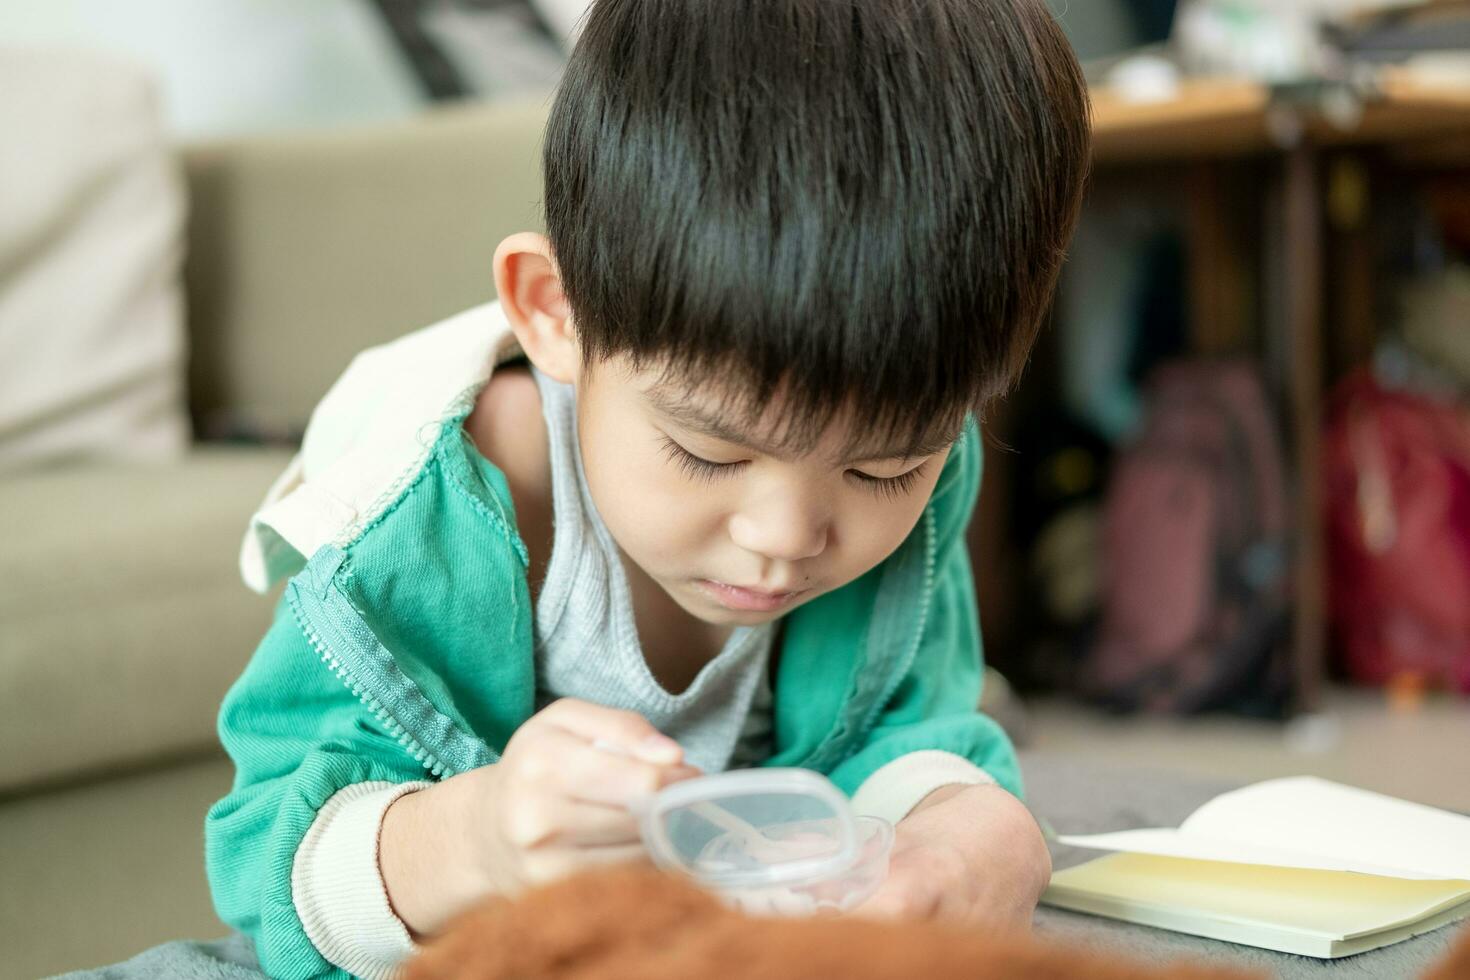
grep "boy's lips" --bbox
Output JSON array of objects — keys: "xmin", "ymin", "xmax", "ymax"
[{"xmin": 696, "ymin": 579, "xmax": 808, "ymax": 612}]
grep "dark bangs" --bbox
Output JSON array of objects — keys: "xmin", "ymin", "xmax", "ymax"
[{"xmin": 543, "ymin": 0, "xmax": 1090, "ymax": 455}]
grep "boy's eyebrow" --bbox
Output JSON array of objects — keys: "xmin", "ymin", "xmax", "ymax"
[{"xmin": 645, "ymin": 387, "xmax": 961, "ymax": 463}]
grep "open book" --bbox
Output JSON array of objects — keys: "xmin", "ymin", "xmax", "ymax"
[{"xmin": 1042, "ymin": 777, "xmax": 1470, "ymax": 958}]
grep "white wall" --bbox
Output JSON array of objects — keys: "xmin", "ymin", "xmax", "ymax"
[
  {"xmin": 0, "ymin": 0, "xmax": 426, "ymax": 138},
  {"xmin": 1045, "ymin": 0, "xmax": 1144, "ymax": 60}
]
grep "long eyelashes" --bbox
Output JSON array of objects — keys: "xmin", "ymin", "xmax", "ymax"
[
  {"xmin": 658, "ymin": 436, "xmax": 745, "ymax": 484},
  {"xmin": 846, "ymin": 464, "xmax": 926, "ymax": 500},
  {"xmin": 657, "ymin": 435, "xmax": 926, "ymax": 499}
]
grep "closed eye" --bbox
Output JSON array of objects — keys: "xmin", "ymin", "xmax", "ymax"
[
  {"xmin": 659, "ymin": 436, "xmax": 746, "ymax": 483},
  {"xmin": 661, "ymin": 433, "xmax": 929, "ymax": 499},
  {"xmin": 846, "ymin": 463, "xmax": 928, "ymax": 500}
]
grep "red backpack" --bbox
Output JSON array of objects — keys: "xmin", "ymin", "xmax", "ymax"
[
  {"xmin": 1324, "ymin": 373, "xmax": 1470, "ymax": 693},
  {"xmin": 1084, "ymin": 361, "xmax": 1292, "ymax": 714}
]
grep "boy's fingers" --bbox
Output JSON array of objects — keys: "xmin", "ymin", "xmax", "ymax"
[
  {"xmin": 576, "ymin": 843, "xmax": 651, "ymax": 868},
  {"xmin": 850, "ymin": 869, "xmax": 937, "ymax": 921},
  {"xmin": 516, "ymin": 727, "xmax": 693, "ymax": 807},
  {"xmin": 850, "ymin": 889, "xmax": 898, "ymax": 920},
  {"xmin": 557, "ymin": 802, "xmax": 644, "ymax": 847},
  {"xmin": 510, "ymin": 793, "xmax": 644, "ymax": 848},
  {"xmin": 539, "ymin": 699, "xmax": 684, "ymax": 764},
  {"xmin": 522, "ymin": 844, "xmax": 650, "ymax": 887},
  {"xmin": 557, "ymin": 738, "xmax": 697, "ymax": 806},
  {"xmin": 852, "ymin": 892, "xmax": 909, "ymax": 921}
]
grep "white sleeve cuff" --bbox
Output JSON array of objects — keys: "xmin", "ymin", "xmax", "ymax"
[
  {"xmin": 850, "ymin": 750, "xmax": 996, "ymax": 824},
  {"xmin": 291, "ymin": 780, "xmax": 432, "ymax": 979}
]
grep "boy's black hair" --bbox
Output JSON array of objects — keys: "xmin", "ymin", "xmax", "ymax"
[{"xmin": 543, "ymin": 0, "xmax": 1090, "ymax": 456}]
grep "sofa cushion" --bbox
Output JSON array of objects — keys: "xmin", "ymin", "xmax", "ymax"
[
  {"xmin": 0, "ymin": 47, "xmax": 190, "ymax": 472},
  {"xmin": 0, "ymin": 757, "xmax": 235, "ymax": 979},
  {"xmin": 182, "ymin": 98, "xmax": 548, "ymax": 440},
  {"xmin": 0, "ymin": 447, "xmax": 293, "ymax": 793}
]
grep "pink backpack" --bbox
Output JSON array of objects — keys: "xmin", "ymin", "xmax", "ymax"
[
  {"xmin": 1324, "ymin": 373, "xmax": 1470, "ymax": 693},
  {"xmin": 1084, "ymin": 361, "xmax": 1292, "ymax": 714}
]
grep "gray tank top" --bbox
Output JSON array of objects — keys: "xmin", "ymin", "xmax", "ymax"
[{"xmin": 528, "ymin": 368, "xmax": 774, "ymax": 773}]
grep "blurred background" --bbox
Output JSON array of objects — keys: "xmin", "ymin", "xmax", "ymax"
[{"xmin": 1, "ymin": 1, "xmax": 1468, "ymax": 976}]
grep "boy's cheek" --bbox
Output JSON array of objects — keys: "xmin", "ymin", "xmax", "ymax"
[{"xmin": 585, "ymin": 455, "xmax": 708, "ymax": 559}]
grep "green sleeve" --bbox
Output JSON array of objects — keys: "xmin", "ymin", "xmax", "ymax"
[
  {"xmin": 827, "ymin": 422, "xmax": 1023, "ymax": 800},
  {"xmin": 204, "ymin": 595, "xmax": 428, "ymax": 980}
]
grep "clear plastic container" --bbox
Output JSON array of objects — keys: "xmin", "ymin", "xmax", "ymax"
[{"xmin": 637, "ymin": 768, "xmax": 893, "ymax": 915}]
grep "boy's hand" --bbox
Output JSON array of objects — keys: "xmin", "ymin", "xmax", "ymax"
[
  {"xmin": 381, "ymin": 699, "xmax": 697, "ymax": 936},
  {"xmin": 479, "ymin": 698, "xmax": 699, "ymax": 890},
  {"xmin": 854, "ymin": 783, "xmax": 1051, "ymax": 931}
]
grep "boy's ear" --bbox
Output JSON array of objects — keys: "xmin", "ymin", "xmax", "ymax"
[{"xmin": 494, "ymin": 232, "xmax": 578, "ymax": 384}]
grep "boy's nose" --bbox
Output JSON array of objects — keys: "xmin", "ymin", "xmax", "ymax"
[{"xmin": 728, "ymin": 497, "xmax": 828, "ymax": 564}]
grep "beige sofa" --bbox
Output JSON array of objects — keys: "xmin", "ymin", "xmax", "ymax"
[{"xmin": 0, "ymin": 97, "xmax": 550, "ymax": 979}]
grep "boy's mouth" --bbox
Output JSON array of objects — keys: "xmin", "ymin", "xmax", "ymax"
[{"xmin": 695, "ymin": 579, "xmax": 808, "ymax": 613}]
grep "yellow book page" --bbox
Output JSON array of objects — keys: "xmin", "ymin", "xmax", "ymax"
[{"xmin": 1046, "ymin": 853, "xmax": 1470, "ymax": 940}]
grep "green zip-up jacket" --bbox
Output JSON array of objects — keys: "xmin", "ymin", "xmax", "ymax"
[{"xmin": 204, "ymin": 303, "xmax": 1018, "ymax": 979}]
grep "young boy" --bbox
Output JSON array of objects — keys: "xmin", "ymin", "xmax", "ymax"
[{"xmin": 206, "ymin": 1, "xmax": 1090, "ymax": 976}]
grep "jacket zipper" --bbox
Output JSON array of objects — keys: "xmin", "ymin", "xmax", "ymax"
[
  {"xmin": 285, "ymin": 497, "xmax": 939, "ymax": 782},
  {"xmin": 864, "ymin": 507, "xmax": 938, "ymax": 726},
  {"xmin": 290, "ymin": 588, "xmax": 455, "ymax": 780}
]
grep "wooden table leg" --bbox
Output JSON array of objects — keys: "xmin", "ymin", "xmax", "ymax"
[
  {"xmin": 1283, "ymin": 143, "xmax": 1327, "ymax": 713},
  {"xmin": 1187, "ymin": 162, "xmax": 1251, "ymax": 354}
]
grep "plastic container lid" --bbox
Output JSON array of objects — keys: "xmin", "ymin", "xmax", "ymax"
[{"xmin": 637, "ymin": 768, "xmax": 893, "ymax": 914}]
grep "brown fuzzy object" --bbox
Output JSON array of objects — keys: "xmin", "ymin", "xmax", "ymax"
[
  {"xmin": 405, "ymin": 865, "xmax": 1267, "ymax": 980},
  {"xmin": 1425, "ymin": 921, "xmax": 1470, "ymax": 980}
]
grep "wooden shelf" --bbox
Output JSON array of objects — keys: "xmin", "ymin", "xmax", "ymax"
[
  {"xmin": 1081, "ymin": 72, "xmax": 1470, "ymax": 711},
  {"xmin": 1337, "ymin": 71, "xmax": 1470, "ymax": 146},
  {"xmin": 1091, "ymin": 72, "xmax": 1470, "ymax": 164},
  {"xmin": 1091, "ymin": 79, "xmax": 1274, "ymax": 162}
]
